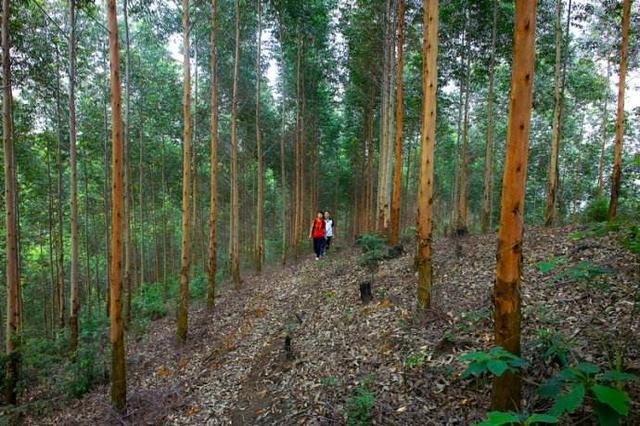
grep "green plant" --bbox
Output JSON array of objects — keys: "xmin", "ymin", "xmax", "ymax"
[
  {"xmin": 582, "ymin": 196, "xmax": 609, "ymax": 223},
  {"xmin": 538, "ymin": 362, "xmax": 637, "ymax": 424},
  {"xmin": 622, "ymin": 224, "xmax": 639, "ymax": 254},
  {"xmin": 346, "ymin": 384, "xmax": 375, "ymax": 426},
  {"xmin": 132, "ymin": 282, "xmax": 168, "ymax": 321},
  {"xmin": 460, "ymin": 346, "xmax": 527, "ymax": 379},
  {"xmin": 473, "ymin": 411, "xmax": 558, "ymax": 426},
  {"xmin": 535, "ymin": 256, "xmax": 566, "ymax": 274},
  {"xmin": 320, "ymin": 375, "xmax": 339, "ymax": 386},
  {"xmin": 405, "ymin": 350, "xmax": 429, "ymax": 368},
  {"xmin": 535, "ymin": 328, "xmax": 574, "ymax": 367},
  {"xmin": 356, "ymin": 233, "xmax": 387, "ymax": 269},
  {"xmin": 551, "ymin": 261, "xmax": 612, "ymax": 284}
]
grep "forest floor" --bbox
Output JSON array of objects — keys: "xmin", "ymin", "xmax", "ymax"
[{"xmin": 28, "ymin": 225, "xmax": 639, "ymax": 425}]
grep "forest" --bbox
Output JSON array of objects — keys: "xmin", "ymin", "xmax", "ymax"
[{"xmin": 1, "ymin": 0, "xmax": 639, "ymax": 424}]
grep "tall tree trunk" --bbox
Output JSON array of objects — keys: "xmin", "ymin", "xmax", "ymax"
[
  {"xmin": 293, "ymin": 33, "xmax": 302, "ymax": 257},
  {"xmin": 3, "ymin": 0, "xmax": 21, "ymax": 404},
  {"xmin": 597, "ymin": 63, "xmax": 610, "ymax": 196},
  {"xmin": 255, "ymin": 0, "xmax": 264, "ymax": 273},
  {"xmin": 102, "ymin": 46, "xmax": 111, "ymax": 316},
  {"xmin": 177, "ymin": 0, "xmax": 192, "ymax": 342},
  {"xmin": 279, "ymin": 21, "xmax": 287, "ymax": 266},
  {"xmin": 123, "ymin": 0, "xmax": 133, "ymax": 325},
  {"xmin": 457, "ymin": 46, "xmax": 471, "ymax": 235},
  {"xmin": 377, "ymin": 0, "xmax": 392, "ymax": 233},
  {"xmin": 607, "ymin": 0, "xmax": 630, "ymax": 220},
  {"xmin": 83, "ymin": 162, "xmax": 92, "ymax": 319},
  {"xmin": 481, "ymin": 0, "xmax": 498, "ymax": 233},
  {"xmin": 161, "ymin": 137, "xmax": 168, "ymax": 301},
  {"xmin": 491, "ymin": 0, "xmax": 537, "ymax": 411},
  {"xmin": 106, "ymin": 0, "xmax": 126, "ymax": 410},
  {"xmin": 544, "ymin": 0, "xmax": 572, "ymax": 226},
  {"xmin": 389, "ymin": 0, "xmax": 405, "ymax": 246},
  {"xmin": 230, "ymin": 0, "xmax": 241, "ymax": 285},
  {"xmin": 46, "ymin": 135, "xmax": 56, "ymax": 338},
  {"xmin": 55, "ymin": 51, "xmax": 65, "ymax": 329},
  {"xmin": 207, "ymin": 0, "xmax": 219, "ymax": 307},
  {"xmin": 68, "ymin": 0, "xmax": 80, "ymax": 354},
  {"xmin": 416, "ymin": 0, "xmax": 438, "ymax": 310},
  {"xmin": 139, "ymin": 122, "xmax": 144, "ymax": 285}
]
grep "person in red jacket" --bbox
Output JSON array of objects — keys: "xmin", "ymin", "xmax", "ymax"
[{"xmin": 308, "ymin": 211, "xmax": 326, "ymax": 260}]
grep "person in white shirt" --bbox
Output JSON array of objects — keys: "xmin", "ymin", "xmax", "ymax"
[{"xmin": 323, "ymin": 210, "xmax": 335, "ymax": 254}]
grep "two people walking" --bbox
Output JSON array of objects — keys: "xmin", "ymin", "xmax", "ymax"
[{"xmin": 309, "ymin": 210, "xmax": 335, "ymax": 260}]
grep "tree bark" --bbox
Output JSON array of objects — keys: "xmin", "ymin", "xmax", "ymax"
[
  {"xmin": 177, "ymin": 0, "xmax": 192, "ymax": 341},
  {"xmin": 416, "ymin": 0, "xmax": 438, "ymax": 310},
  {"xmin": 255, "ymin": 0, "xmax": 264, "ymax": 273},
  {"xmin": 389, "ymin": 0, "xmax": 405, "ymax": 246},
  {"xmin": 544, "ymin": 0, "xmax": 572, "ymax": 226},
  {"xmin": 607, "ymin": 0, "xmax": 630, "ymax": 220},
  {"xmin": 279, "ymin": 19, "xmax": 287, "ymax": 266},
  {"xmin": 3, "ymin": 0, "xmax": 21, "ymax": 404},
  {"xmin": 69, "ymin": 0, "xmax": 80, "ymax": 354},
  {"xmin": 106, "ymin": 0, "xmax": 127, "ymax": 410},
  {"xmin": 491, "ymin": 0, "xmax": 537, "ymax": 411},
  {"xmin": 597, "ymin": 63, "xmax": 610, "ymax": 196},
  {"xmin": 207, "ymin": 0, "xmax": 219, "ymax": 307},
  {"xmin": 123, "ymin": 0, "xmax": 133, "ymax": 325},
  {"xmin": 55, "ymin": 50, "xmax": 65, "ymax": 329},
  {"xmin": 457, "ymin": 37, "xmax": 471, "ymax": 235},
  {"xmin": 230, "ymin": 0, "xmax": 241, "ymax": 285},
  {"xmin": 481, "ymin": 0, "xmax": 498, "ymax": 233}
]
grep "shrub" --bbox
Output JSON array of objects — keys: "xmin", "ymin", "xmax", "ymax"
[
  {"xmin": 582, "ymin": 196, "xmax": 609, "ymax": 223},
  {"xmin": 460, "ymin": 346, "xmax": 528, "ymax": 379},
  {"xmin": 346, "ymin": 384, "xmax": 374, "ymax": 426}
]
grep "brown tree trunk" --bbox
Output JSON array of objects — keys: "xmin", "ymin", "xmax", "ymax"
[
  {"xmin": 481, "ymin": 0, "xmax": 498, "ymax": 233},
  {"xmin": 69, "ymin": 0, "xmax": 80, "ymax": 354},
  {"xmin": 123, "ymin": 0, "xmax": 133, "ymax": 325},
  {"xmin": 389, "ymin": 0, "xmax": 405, "ymax": 246},
  {"xmin": 377, "ymin": 0, "xmax": 392, "ymax": 234},
  {"xmin": 177, "ymin": 0, "xmax": 192, "ymax": 341},
  {"xmin": 106, "ymin": 0, "xmax": 127, "ymax": 410},
  {"xmin": 230, "ymin": 0, "xmax": 241, "ymax": 285},
  {"xmin": 102, "ymin": 46, "xmax": 111, "ymax": 316},
  {"xmin": 207, "ymin": 0, "xmax": 219, "ymax": 307},
  {"xmin": 279, "ymin": 20, "xmax": 287, "ymax": 266},
  {"xmin": 3, "ymin": 0, "xmax": 21, "ymax": 404},
  {"xmin": 544, "ymin": 0, "xmax": 572, "ymax": 226},
  {"xmin": 416, "ymin": 0, "xmax": 438, "ymax": 310},
  {"xmin": 56, "ymin": 51, "xmax": 65, "ymax": 329},
  {"xmin": 293, "ymin": 33, "xmax": 303, "ymax": 257},
  {"xmin": 491, "ymin": 0, "xmax": 537, "ymax": 411},
  {"xmin": 255, "ymin": 0, "xmax": 264, "ymax": 273},
  {"xmin": 608, "ymin": 0, "xmax": 630, "ymax": 220},
  {"xmin": 597, "ymin": 63, "xmax": 610, "ymax": 196},
  {"xmin": 161, "ymin": 137, "xmax": 168, "ymax": 301},
  {"xmin": 457, "ymin": 49, "xmax": 471, "ymax": 235}
]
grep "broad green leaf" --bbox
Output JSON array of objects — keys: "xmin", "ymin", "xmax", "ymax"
[
  {"xmin": 462, "ymin": 362, "xmax": 486, "ymax": 379},
  {"xmin": 526, "ymin": 414, "xmax": 558, "ymax": 425},
  {"xmin": 473, "ymin": 411, "xmax": 521, "ymax": 426},
  {"xmin": 594, "ymin": 402, "xmax": 621, "ymax": 426},
  {"xmin": 487, "ymin": 360, "xmax": 509, "ymax": 376},
  {"xmin": 538, "ymin": 376, "xmax": 562, "ymax": 397},
  {"xmin": 575, "ymin": 362, "xmax": 600, "ymax": 375},
  {"xmin": 600, "ymin": 370, "xmax": 638, "ymax": 383},
  {"xmin": 549, "ymin": 383, "xmax": 585, "ymax": 416},
  {"xmin": 592, "ymin": 384, "xmax": 629, "ymax": 416}
]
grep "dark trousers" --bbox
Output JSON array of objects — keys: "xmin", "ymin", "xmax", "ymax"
[
  {"xmin": 325, "ymin": 236, "xmax": 332, "ymax": 252},
  {"xmin": 313, "ymin": 237, "xmax": 325, "ymax": 257}
]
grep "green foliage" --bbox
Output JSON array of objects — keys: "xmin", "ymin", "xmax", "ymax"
[
  {"xmin": 582, "ymin": 196, "xmax": 610, "ymax": 223},
  {"xmin": 621, "ymin": 224, "xmax": 639, "ymax": 254},
  {"xmin": 356, "ymin": 233, "xmax": 387, "ymax": 268},
  {"xmin": 460, "ymin": 347, "xmax": 527, "ymax": 379},
  {"xmin": 346, "ymin": 384, "xmax": 375, "ymax": 426},
  {"xmin": 132, "ymin": 282, "xmax": 168, "ymax": 321},
  {"xmin": 535, "ymin": 256, "xmax": 566, "ymax": 274},
  {"xmin": 405, "ymin": 350, "xmax": 429, "ymax": 368},
  {"xmin": 551, "ymin": 261, "xmax": 612, "ymax": 284},
  {"xmin": 535, "ymin": 328, "xmax": 574, "ymax": 367},
  {"xmin": 473, "ymin": 411, "xmax": 558, "ymax": 426},
  {"xmin": 320, "ymin": 375, "xmax": 339, "ymax": 386},
  {"xmin": 538, "ymin": 362, "xmax": 637, "ymax": 424}
]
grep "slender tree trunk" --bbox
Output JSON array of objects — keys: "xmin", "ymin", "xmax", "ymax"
[
  {"xmin": 55, "ymin": 52, "xmax": 65, "ymax": 329},
  {"xmin": 46, "ymin": 137, "xmax": 56, "ymax": 338},
  {"xmin": 377, "ymin": 0, "xmax": 392, "ymax": 233},
  {"xmin": 544, "ymin": 0, "xmax": 572, "ymax": 226},
  {"xmin": 293, "ymin": 33, "xmax": 302, "ymax": 257},
  {"xmin": 389, "ymin": 0, "xmax": 405, "ymax": 246},
  {"xmin": 68, "ymin": 0, "xmax": 80, "ymax": 354},
  {"xmin": 207, "ymin": 0, "xmax": 219, "ymax": 307},
  {"xmin": 279, "ymin": 22, "xmax": 287, "ymax": 266},
  {"xmin": 106, "ymin": 0, "xmax": 126, "ymax": 410},
  {"xmin": 457, "ymin": 44, "xmax": 471, "ymax": 235},
  {"xmin": 255, "ymin": 0, "xmax": 264, "ymax": 273},
  {"xmin": 177, "ymin": 0, "xmax": 192, "ymax": 342},
  {"xmin": 161, "ymin": 138, "xmax": 168, "ymax": 301},
  {"xmin": 416, "ymin": 0, "xmax": 438, "ymax": 310},
  {"xmin": 608, "ymin": 0, "xmax": 630, "ymax": 220},
  {"xmin": 481, "ymin": 0, "xmax": 498, "ymax": 233},
  {"xmin": 102, "ymin": 46, "xmax": 111, "ymax": 316},
  {"xmin": 597, "ymin": 63, "xmax": 610, "ymax": 196},
  {"xmin": 3, "ymin": 0, "xmax": 21, "ymax": 404},
  {"xmin": 83, "ymin": 162, "xmax": 92, "ymax": 319},
  {"xmin": 123, "ymin": 0, "xmax": 133, "ymax": 325},
  {"xmin": 230, "ymin": 0, "xmax": 241, "ymax": 285},
  {"xmin": 491, "ymin": 0, "xmax": 537, "ymax": 411},
  {"xmin": 139, "ymin": 122, "xmax": 144, "ymax": 285}
]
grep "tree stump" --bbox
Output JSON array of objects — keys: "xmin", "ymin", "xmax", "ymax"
[
  {"xmin": 284, "ymin": 334, "xmax": 293, "ymax": 360},
  {"xmin": 360, "ymin": 281, "xmax": 372, "ymax": 304}
]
